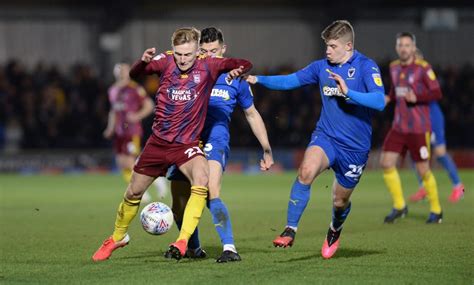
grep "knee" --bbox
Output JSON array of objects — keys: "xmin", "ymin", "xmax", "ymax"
[
  {"xmin": 298, "ymin": 165, "xmax": 317, "ymax": 185},
  {"xmin": 193, "ymin": 174, "xmax": 208, "ymax": 187},
  {"xmin": 380, "ymin": 156, "xmax": 393, "ymax": 170},
  {"xmin": 125, "ymin": 184, "xmax": 143, "ymax": 200},
  {"xmin": 333, "ymin": 197, "xmax": 349, "ymax": 210}
]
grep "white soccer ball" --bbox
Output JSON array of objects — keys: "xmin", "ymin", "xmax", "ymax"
[{"xmin": 140, "ymin": 202, "xmax": 174, "ymax": 235}]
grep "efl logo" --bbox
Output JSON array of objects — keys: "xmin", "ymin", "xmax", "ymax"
[{"xmin": 167, "ymin": 88, "xmax": 197, "ymax": 101}]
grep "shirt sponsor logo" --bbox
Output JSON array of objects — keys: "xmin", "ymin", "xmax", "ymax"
[
  {"xmin": 167, "ymin": 88, "xmax": 197, "ymax": 101},
  {"xmin": 211, "ymin": 88, "xmax": 230, "ymax": 100},
  {"xmin": 395, "ymin": 86, "xmax": 409, "ymax": 97},
  {"xmin": 112, "ymin": 102, "xmax": 125, "ymax": 111},
  {"xmin": 372, "ymin": 73, "xmax": 383, "ymax": 87},
  {"xmin": 322, "ymin": 86, "xmax": 345, "ymax": 97}
]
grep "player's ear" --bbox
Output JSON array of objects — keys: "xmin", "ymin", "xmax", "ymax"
[
  {"xmin": 221, "ymin": 44, "xmax": 227, "ymax": 55},
  {"xmin": 346, "ymin": 41, "xmax": 353, "ymax": 52}
]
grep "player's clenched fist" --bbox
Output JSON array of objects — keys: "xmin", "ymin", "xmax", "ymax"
[
  {"xmin": 245, "ymin": 75, "xmax": 257, "ymax": 85},
  {"xmin": 141, "ymin": 48, "xmax": 156, "ymax": 63}
]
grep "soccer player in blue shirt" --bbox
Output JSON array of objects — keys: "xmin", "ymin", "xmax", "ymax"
[
  {"xmin": 246, "ymin": 20, "xmax": 385, "ymax": 259},
  {"xmin": 167, "ymin": 27, "xmax": 274, "ymax": 263}
]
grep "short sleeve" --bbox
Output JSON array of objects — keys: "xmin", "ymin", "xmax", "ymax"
[{"xmin": 237, "ymin": 79, "xmax": 254, "ymax": 110}]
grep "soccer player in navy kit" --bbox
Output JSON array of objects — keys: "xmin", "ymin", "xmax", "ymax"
[
  {"xmin": 167, "ymin": 27, "xmax": 274, "ymax": 263},
  {"xmin": 92, "ymin": 27, "xmax": 252, "ymax": 261},
  {"xmin": 247, "ymin": 20, "xmax": 385, "ymax": 259}
]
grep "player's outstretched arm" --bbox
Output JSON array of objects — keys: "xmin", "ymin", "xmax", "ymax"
[
  {"xmin": 244, "ymin": 104, "xmax": 274, "ymax": 171},
  {"xmin": 213, "ymin": 57, "xmax": 253, "ymax": 79},
  {"xmin": 246, "ymin": 73, "xmax": 302, "ymax": 90}
]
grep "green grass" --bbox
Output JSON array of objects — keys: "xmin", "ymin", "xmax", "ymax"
[{"xmin": 0, "ymin": 170, "xmax": 473, "ymax": 284}]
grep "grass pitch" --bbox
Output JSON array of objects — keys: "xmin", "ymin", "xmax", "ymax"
[{"xmin": 0, "ymin": 170, "xmax": 473, "ymax": 284}]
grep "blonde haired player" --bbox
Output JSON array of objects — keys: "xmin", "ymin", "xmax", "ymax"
[{"xmin": 92, "ymin": 27, "xmax": 252, "ymax": 261}]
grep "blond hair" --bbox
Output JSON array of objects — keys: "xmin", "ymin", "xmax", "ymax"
[
  {"xmin": 171, "ymin": 27, "xmax": 200, "ymax": 46},
  {"xmin": 321, "ymin": 20, "xmax": 355, "ymax": 46}
]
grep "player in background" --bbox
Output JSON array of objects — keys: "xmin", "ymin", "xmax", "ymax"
[
  {"xmin": 166, "ymin": 27, "xmax": 274, "ymax": 263},
  {"xmin": 409, "ymin": 49, "xmax": 465, "ymax": 203},
  {"xmin": 246, "ymin": 20, "xmax": 385, "ymax": 259},
  {"xmin": 381, "ymin": 32, "xmax": 443, "ymax": 224},
  {"xmin": 103, "ymin": 63, "xmax": 168, "ymax": 202},
  {"xmin": 92, "ymin": 27, "xmax": 252, "ymax": 261}
]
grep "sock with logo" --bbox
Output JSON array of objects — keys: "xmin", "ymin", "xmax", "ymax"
[
  {"xmin": 287, "ymin": 179, "xmax": 311, "ymax": 229},
  {"xmin": 209, "ymin": 198, "xmax": 235, "ymax": 248}
]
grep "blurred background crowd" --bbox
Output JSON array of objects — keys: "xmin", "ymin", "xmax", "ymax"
[{"xmin": 1, "ymin": 59, "xmax": 473, "ymax": 151}]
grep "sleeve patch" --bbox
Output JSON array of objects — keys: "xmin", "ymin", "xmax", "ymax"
[
  {"xmin": 427, "ymin": 69, "xmax": 436, "ymax": 81},
  {"xmin": 153, "ymin": 53, "xmax": 166, "ymax": 61},
  {"xmin": 372, "ymin": 73, "xmax": 383, "ymax": 87}
]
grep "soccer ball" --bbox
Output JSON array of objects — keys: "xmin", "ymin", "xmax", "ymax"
[{"xmin": 140, "ymin": 202, "xmax": 174, "ymax": 235}]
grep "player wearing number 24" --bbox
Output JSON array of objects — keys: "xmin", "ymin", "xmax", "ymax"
[{"xmin": 246, "ymin": 20, "xmax": 385, "ymax": 259}]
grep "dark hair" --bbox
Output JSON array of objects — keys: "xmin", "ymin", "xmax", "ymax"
[
  {"xmin": 200, "ymin": 27, "xmax": 224, "ymax": 44},
  {"xmin": 396, "ymin": 32, "xmax": 416, "ymax": 44}
]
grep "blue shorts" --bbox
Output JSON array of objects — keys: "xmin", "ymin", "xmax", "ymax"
[
  {"xmin": 430, "ymin": 103, "xmax": 446, "ymax": 146},
  {"xmin": 166, "ymin": 140, "xmax": 229, "ymax": 182},
  {"xmin": 308, "ymin": 130, "xmax": 369, "ymax": 189}
]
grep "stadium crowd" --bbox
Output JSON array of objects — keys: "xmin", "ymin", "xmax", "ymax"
[{"xmin": 1, "ymin": 59, "xmax": 473, "ymax": 151}]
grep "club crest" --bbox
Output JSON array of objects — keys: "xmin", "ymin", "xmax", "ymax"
[{"xmin": 348, "ymin": 67, "xmax": 356, "ymax": 78}]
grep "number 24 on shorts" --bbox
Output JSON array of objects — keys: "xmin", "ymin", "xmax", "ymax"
[{"xmin": 344, "ymin": 164, "xmax": 364, "ymax": 180}]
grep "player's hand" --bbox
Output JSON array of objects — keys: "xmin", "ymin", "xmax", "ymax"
[
  {"xmin": 227, "ymin": 66, "xmax": 245, "ymax": 81},
  {"xmin": 327, "ymin": 69, "xmax": 348, "ymax": 95},
  {"xmin": 405, "ymin": 89, "xmax": 417, "ymax": 103},
  {"xmin": 245, "ymin": 75, "xmax": 257, "ymax": 85},
  {"xmin": 141, "ymin": 48, "xmax": 156, "ymax": 63},
  {"xmin": 103, "ymin": 128, "xmax": 113, "ymax": 139},
  {"xmin": 260, "ymin": 149, "xmax": 274, "ymax": 171},
  {"xmin": 126, "ymin": 112, "xmax": 141, "ymax": 123}
]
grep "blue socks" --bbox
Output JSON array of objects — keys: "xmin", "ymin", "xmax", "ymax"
[
  {"xmin": 332, "ymin": 202, "xmax": 351, "ymax": 230},
  {"xmin": 175, "ymin": 220, "xmax": 201, "ymax": 250},
  {"xmin": 437, "ymin": 154, "xmax": 461, "ymax": 186},
  {"xmin": 209, "ymin": 198, "xmax": 234, "ymax": 246},
  {"xmin": 287, "ymin": 179, "xmax": 311, "ymax": 228}
]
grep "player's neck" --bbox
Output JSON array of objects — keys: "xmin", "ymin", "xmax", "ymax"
[
  {"xmin": 116, "ymin": 79, "xmax": 130, "ymax": 87},
  {"xmin": 337, "ymin": 51, "xmax": 354, "ymax": 65},
  {"xmin": 400, "ymin": 56, "xmax": 414, "ymax": 66}
]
